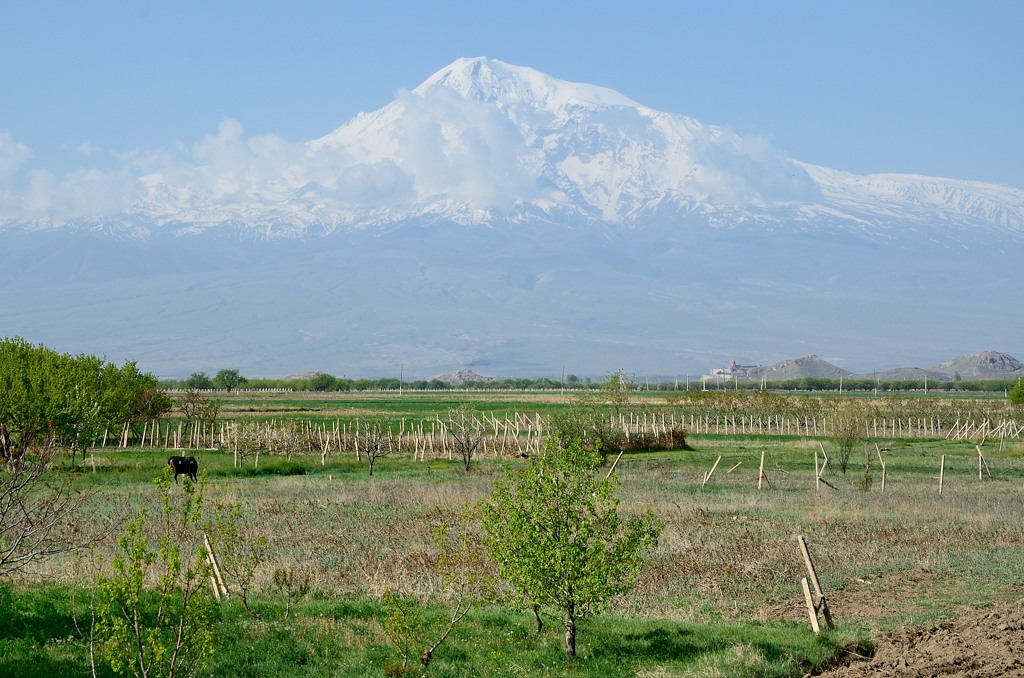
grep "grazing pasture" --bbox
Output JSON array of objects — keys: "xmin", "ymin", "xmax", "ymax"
[{"xmin": 4, "ymin": 390, "xmax": 1024, "ymax": 676}]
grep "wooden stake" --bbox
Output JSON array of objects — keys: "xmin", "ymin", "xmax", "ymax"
[
  {"xmin": 939, "ymin": 455, "xmax": 945, "ymax": 495},
  {"xmin": 797, "ymin": 535, "xmax": 834, "ymax": 632},
  {"xmin": 701, "ymin": 456, "xmax": 722, "ymax": 488},
  {"xmin": 801, "ymin": 577, "xmax": 820, "ymax": 634},
  {"xmin": 876, "ymin": 445, "xmax": 887, "ymax": 492},
  {"xmin": 976, "ymin": 445, "xmax": 992, "ymax": 480},
  {"xmin": 814, "ymin": 449, "xmax": 820, "ymax": 492},
  {"xmin": 203, "ymin": 532, "xmax": 229, "ymax": 599},
  {"xmin": 605, "ymin": 449, "xmax": 625, "ymax": 480}
]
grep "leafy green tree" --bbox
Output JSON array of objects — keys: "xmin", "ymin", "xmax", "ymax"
[
  {"xmin": 96, "ymin": 468, "xmax": 219, "ymax": 677},
  {"xmin": 1010, "ymin": 380, "xmax": 1024, "ymax": 406},
  {"xmin": 212, "ymin": 369, "xmax": 246, "ymax": 392},
  {"xmin": 1, "ymin": 338, "xmax": 96, "ymax": 457},
  {"xmin": 0, "ymin": 338, "xmax": 161, "ymax": 574},
  {"xmin": 480, "ymin": 439, "xmax": 661, "ymax": 658},
  {"xmin": 309, "ymin": 372, "xmax": 337, "ymax": 391},
  {"xmin": 183, "ymin": 372, "xmax": 213, "ymax": 390}
]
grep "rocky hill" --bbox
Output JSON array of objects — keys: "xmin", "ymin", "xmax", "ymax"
[
  {"xmin": 928, "ymin": 350, "xmax": 1024, "ymax": 379},
  {"xmin": 707, "ymin": 351, "xmax": 1023, "ymax": 383},
  {"xmin": 705, "ymin": 355, "xmax": 852, "ymax": 382},
  {"xmin": 431, "ymin": 369, "xmax": 494, "ymax": 386}
]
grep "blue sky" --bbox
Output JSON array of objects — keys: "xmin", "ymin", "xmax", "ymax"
[{"xmin": 2, "ymin": 0, "xmax": 1022, "ymax": 195}]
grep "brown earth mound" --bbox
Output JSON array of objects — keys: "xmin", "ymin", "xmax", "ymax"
[{"xmin": 819, "ymin": 596, "xmax": 1024, "ymax": 677}]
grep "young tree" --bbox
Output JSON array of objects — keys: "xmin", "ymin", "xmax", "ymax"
[
  {"xmin": 96, "ymin": 468, "xmax": 219, "ymax": 678},
  {"xmin": 480, "ymin": 439, "xmax": 661, "ymax": 658},
  {"xmin": 179, "ymin": 390, "xmax": 220, "ymax": 428},
  {"xmin": 548, "ymin": 392, "xmax": 624, "ymax": 461},
  {"xmin": 381, "ymin": 508, "xmax": 495, "ymax": 672},
  {"xmin": 360, "ymin": 418, "xmax": 393, "ymax": 476},
  {"xmin": 443, "ymin": 405, "xmax": 485, "ymax": 471},
  {"xmin": 0, "ymin": 451, "xmax": 91, "ymax": 577},
  {"xmin": 205, "ymin": 501, "xmax": 268, "ymax": 619},
  {"xmin": 601, "ymin": 369, "xmax": 633, "ymax": 415},
  {"xmin": 830, "ymin": 401, "xmax": 866, "ymax": 474}
]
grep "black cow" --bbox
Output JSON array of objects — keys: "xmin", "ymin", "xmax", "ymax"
[{"xmin": 167, "ymin": 455, "xmax": 198, "ymax": 483}]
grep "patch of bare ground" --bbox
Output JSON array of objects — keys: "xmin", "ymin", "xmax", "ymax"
[
  {"xmin": 767, "ymin": 569, "xmax": 947, "ymax": 627},
  {"xmin": 814, "ymin": 573, "xmax": 1024, "ymax": 677}
]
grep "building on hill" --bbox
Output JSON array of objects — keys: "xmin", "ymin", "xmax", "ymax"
[{"xmin": 702, "ymin": 359, "xmax": 765, "ymax": 384}]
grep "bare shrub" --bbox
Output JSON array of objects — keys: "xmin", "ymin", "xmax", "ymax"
[
  {"xmin": 443, "ymin": 405, "xmax": 485, "ymax": 471},
  {"xmin": 0, "ymin": 448, "xmax": 95, "ymax": 578}
]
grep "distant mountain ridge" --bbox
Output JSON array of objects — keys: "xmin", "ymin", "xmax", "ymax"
[{"xmin": 704, "ymin": 351, "xmax": 1023, "ymax": 383}]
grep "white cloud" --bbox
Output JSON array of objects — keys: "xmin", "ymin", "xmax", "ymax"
[
  {"xmin": 392, "ymin": 87, "xmax": 541, "ymax": 209},
  {"xmin": 0, "ymin": 131, "xmax": 33, "ymax": 183},
  {"xmin": 687, "ymin": 128, "xmax": 820, "ymax": 206}
]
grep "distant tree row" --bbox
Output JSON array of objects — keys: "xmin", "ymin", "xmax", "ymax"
[
  {"xmin": 161, "ymin": 370, "xmax": 1022, "ymax": 397},
  {"xmin": 161, "ymin": 372, "xmax": 577, "ymax": 392}
]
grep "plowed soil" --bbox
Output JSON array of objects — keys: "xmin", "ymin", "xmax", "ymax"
[{"xmin": 818, "ymin": 587, "xmax": 1024, "ymax": 677}]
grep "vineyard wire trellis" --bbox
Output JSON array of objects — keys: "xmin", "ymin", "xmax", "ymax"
[{"xmin": 91, "ymin": 411, "xmax": 1024, "ymax": 457}]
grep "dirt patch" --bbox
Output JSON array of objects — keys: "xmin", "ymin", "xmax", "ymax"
[{"xmin": 819, "ymin": 594, "xmax": 1024, "ymax": 677}]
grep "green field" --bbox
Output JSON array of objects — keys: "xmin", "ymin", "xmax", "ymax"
[{"xmin": 3, "ymin": 391, "xmax": 1024, "ymax": 676}]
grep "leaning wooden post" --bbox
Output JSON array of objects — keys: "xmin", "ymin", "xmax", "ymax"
[
  {"xmin": 976, "ymin": 445, "xmax": 993, "ymax": 479},
  {"xmin": 797, "ymin": 535, "xmax": 834, "ymax": 633},
  {"xmin": 203, "ymin": 532, "xmax": 229, "ymax": 600},
  {"xmin": 801, "ymin": 577, "xmax": 820, "ymax": 634},
  {"xmin": 701, "ymin": 455, "xmax": 722, "ymax": 488},
  {"xmin": 939, "ymin": 454, "xmax": 945, "ymax": 495},
  {"xmin": 814, "ymin": 448, "xmax": 820, "ymax": 492},
  {"xmin": 875, "ymin": 445, "xmax": 887, "ymax": 493},
  {"xmin": 604, "ymin": 449, "xmax": 625, "ymax": 481},
  {"xmin": 757, "ymin": 450, "xmax": 766, "ymax": 490}
]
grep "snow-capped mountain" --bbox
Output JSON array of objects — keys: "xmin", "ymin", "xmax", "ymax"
[
  {"xmin": 1, "ymin": 57, "xmax": 1022, "ymax": 378},
  {"xmin": 6, "ymin": 57, "xmax": 1023, "ymax": 247}
]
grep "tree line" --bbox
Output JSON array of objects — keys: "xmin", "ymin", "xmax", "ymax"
[
  {"xmin": 162, "ymin": 370, "xmax": 1023, "ymax": 394},
  {"xmin": 0, "ymin": 337, "xmax": 170, "ymax": 465}
]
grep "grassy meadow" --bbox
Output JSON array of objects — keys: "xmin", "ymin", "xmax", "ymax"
[{"xmin": 3, "ymin": 390, "xmax": 1024, "ymax": 676}]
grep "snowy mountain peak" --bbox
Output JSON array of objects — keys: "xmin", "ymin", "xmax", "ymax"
[{"xmin": 414, "ymin": 56, "xmax": 644, "ymax": 112}]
